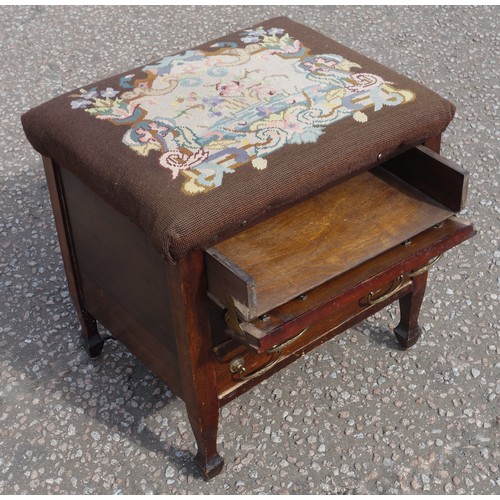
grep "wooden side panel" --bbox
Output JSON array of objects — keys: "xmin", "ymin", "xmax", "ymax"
[
  {"xmin": 82, "ymin": 274, "xmax": 183, "ymax": 396},
  {"xmin": 42, "ymin": 158, "xmax": 85, "ymax": 316},
  {"xmin": 58, "ymin": 167, "xmax": 180, "ymax": 379},
  {"xmin": 381, "ymin": 145, "xmax": 469, "ymax": 212},
  {"xmin": 206, "ymin": 164, "xmax": 454, "ymax": 320},
  {"xmin": 42, "ymin": 157, "xmax": 104, "ymax": 357}
]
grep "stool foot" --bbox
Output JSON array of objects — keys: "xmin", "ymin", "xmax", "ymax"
[
  {"xmin": 194, "ymin": 452, "xmax": 224, "ymax": 480},
  {"xmin": 394, "ymin": 325, "xmax": 422, "ymax": 350},
  {"xmin": 393, "ymin": 272, "xmax": 427, "ymax": 350},
  {"xmin": 80, "ymin": 310, "xmax": 104, "ymax": 358}
]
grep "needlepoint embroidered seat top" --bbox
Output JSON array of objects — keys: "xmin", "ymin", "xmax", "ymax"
[{"xmin": 22, "ymin": 17, "xmax": 455, "ymax": 262}]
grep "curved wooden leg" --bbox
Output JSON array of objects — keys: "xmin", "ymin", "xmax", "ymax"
[
  {"xmin": 169, "ymin": 251, "xmax": 224, "ymax": 480},
  {"xmin": 190, "ymin": 407, "xmax": 224, "ymax": 480},
  {"xmin": 394, "ymin": 272, "xmax": 428, "ymax": 349}
]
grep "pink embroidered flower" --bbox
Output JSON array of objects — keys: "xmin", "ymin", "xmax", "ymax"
[
  {"xmin": 135, "ymin": 127, "xmax": 155, "ymax": 143},
  {"xmin": 316, "ymin": 57, "xmax": 338, "ymax": 68},
  {"xmin": 302, "ymin": 61, "xmax": 320, "ymax": 72},
  {"xmin": 282, "ymin": 119, "xmax": 304, "ymax": 133},
  {"xmin": 149, "ymin": 122, "xmax": 170, "ymax": 134},
  {"xmin": 216, "ymin": 81, "xmax": 242, "ymax": 97},
  {"xmin": 281, "ymin": 39, "xmax": 302, "ymax": 54},
  {"xmin": 302, "ymin": 57, "xmax": 341, "ymax": 75},
  {"xmin": 250, "ymin": 85, "xmax": 279, "ymax": 100}
]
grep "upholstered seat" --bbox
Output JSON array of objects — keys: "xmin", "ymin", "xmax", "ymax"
[{"xmin": 22, "ymin": 17, "xmax": 455, "ymax": 262}]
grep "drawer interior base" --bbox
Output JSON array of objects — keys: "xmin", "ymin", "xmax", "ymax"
[{"xmin": 206, "ymin": 146, "xmax": 467, "ymax": 321}]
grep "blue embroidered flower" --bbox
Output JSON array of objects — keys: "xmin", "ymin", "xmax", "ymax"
[
  {"xmin": 268, "ymin": 28, "xmax": 285, "ymax": 36},
  {"xmin": 256, "ymin": 104, "xmax": 274, "ymax": 117},
  {"xmin": 179, "ymin": 77, "xmax": 202, "ymax": 88},
  {"xmin": 240, "ymin": 27, "xmax": 284, "ymax": 43},
  {"xmin": 207, "ymin": 67, "xmax": 228, "ymax": 78},
  {"xmin": 208, "ymin": 109, "xmax": 223, "ymax": 118},
  {"xmin": 70, "ymin": 98, "xmax": 92, "ymax": 109},
  {"xmin": 100, "ymin": 87, "xmax": 120, "ymax": 98},
  {"xmin": 210, "ymin": 41, "xmax": 237, "ymax": 48},
  {"xmin": 242, "ymin": 28, "xmax": 267, "ymax": 37},
  {"xmin": 240, "ymin": 27, "xmax": 268, "ymax": 43},
  {"xmin": 241, "ymin": 36, "xmax": 260, "ymax": 44},
  {"xmin": 81, "ymin": 87, "xmax": 98, "ymax": 100},
  {"xmin": 203, "ymin": 96, "xmax": 223, "ymax": 107}
]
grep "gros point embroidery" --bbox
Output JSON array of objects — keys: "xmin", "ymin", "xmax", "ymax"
[{"xmin": 70, "ymin": 27, "xmax": 416, "ymax": 195}]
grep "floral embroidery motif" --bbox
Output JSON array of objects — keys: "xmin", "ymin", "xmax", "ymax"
[{"xmin": 70, "ymin": 27, "xmax": 415, "ymax": 195}]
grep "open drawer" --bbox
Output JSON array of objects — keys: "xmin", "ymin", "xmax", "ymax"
[
  {"xmin": 210, "ymin": 217, "xmax": 474, "ymax": 353},
  {"xmin": 205, "ymin": 146, "xmax": 470, "ymax": 324}
]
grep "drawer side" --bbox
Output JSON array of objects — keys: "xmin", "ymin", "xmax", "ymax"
[
  {"xmin": 205, "ymin": 247, "xmax": 257, "ymax": 319},
  {"xmin": 381, "ymin": 145, "xmax": 469, "ymax": 212}
]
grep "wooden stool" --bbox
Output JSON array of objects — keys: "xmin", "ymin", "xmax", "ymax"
[{"xmin": 22, "ymin": 17, "xmax": 475, "ymax": 479}]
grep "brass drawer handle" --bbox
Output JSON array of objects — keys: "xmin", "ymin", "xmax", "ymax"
[
  {"xmin": 367, "ymin": 275, "xmax": 404, "ymax": 305},
  {"xmin": 365, "ymin": 255, "xmax": 442, "ymax": 306},
  {"xmin": 266, "ymin": 327, "xmax": 308, "ymax": 354},
  {"xmin": 406, "ymin": 254, "xmax": 442, "ymax": 277},
  {"xmin": 229, "ymin": 352, "xmax": 283, "ymax": 382},
  {"xmin": 229, "ymin": 328, "xmax": 308, "ymax": 381}
]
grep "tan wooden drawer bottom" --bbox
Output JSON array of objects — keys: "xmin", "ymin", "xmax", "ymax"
[{"xmin": 206, "ymin": 146, "xmax": 468, "ymax": 322}]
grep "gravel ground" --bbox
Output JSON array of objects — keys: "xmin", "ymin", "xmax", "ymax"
[{"xmin": 1, "ymin": 5, "xmax": 499, "ymax": 494}]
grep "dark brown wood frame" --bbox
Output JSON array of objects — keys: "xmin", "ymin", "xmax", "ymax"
[{"xmin": 40, "ymin": 135, "xmax": 475, "ymax": 479}]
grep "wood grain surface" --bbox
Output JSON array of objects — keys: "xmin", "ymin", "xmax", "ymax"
[{"xmin": 207, "ymin": 164, "xmax": 454, "ymax": 320}]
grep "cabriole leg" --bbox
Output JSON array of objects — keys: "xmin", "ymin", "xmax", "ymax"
[
  {"xmin": 189, "ymin": 403, "xmax": 224, "ymax": 480},
  {"xmin": 168, "ymin": 251, "xmax": 224, "ymax": 480},
  {"xmin": 394, "ymin": 272, "xmax": 428, "ymax": 349}
]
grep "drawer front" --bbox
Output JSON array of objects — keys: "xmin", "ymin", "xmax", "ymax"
[
  {"xmin": 214, "ymin": 275, "xmax": 413, "ymax": 404},
  {"xmin": 219, "ymin": 218, "xmax": 474, "ymax": 353}
]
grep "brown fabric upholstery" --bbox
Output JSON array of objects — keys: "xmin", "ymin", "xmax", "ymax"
[{"xmin": 22, "ymin": 17, "xmax": 455, "ymax": 262}]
